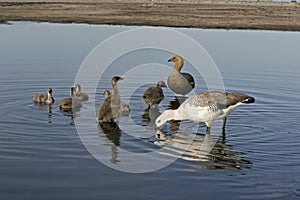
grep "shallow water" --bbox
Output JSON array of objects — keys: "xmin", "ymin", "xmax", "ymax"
[{"xmin": 0, "ymin": 22, "xmax": 300, "ymax": 200}]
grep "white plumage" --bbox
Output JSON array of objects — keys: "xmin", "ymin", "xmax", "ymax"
[{"xmin": 155, "ymin": 91, "xmax": 255, "ymax": 133}]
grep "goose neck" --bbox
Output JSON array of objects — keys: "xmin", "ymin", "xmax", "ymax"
[
  {"xmin": 165, "ymin": 109, "xmax": 181, "ymax": 121},
  {"xmin": 173, "ymin": 60, "xmax": 183, "ymax": 72},
  {"xmin": 47, "ymin": 92, "xmax": 52, "ymax": 100}
]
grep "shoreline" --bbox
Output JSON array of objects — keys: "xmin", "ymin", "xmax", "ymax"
[
  {"xmin": 3, "ymin": 20, "xmax": 299, "ymax": 34},
  {"xmin": 0, "ymin": 0, "xmax": 300, "ymax": 31}
]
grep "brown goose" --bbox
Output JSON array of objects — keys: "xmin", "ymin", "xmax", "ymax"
[
  {"xmin": 59, "ymin": 87, "xmax": 81, "ymax": 111},
  {"xmin": 156, "ymin": 91, "xmax": 255, "ymax": 134},
  {"xmin": 111, "ymin": 76, "xmax": 128, "ymax": 118},
  {"xmin": 75, "ymin": 84, "xmax": 89, "ymax": 101},
  {"xmin": 167, "ymin": 55, "xmax": 195, "ymax": 96},
  {"xmin": 33, "ymin": 88, "xmax": 54, "ymax": 104},
  {"xmin": 98, "ymin": 90, "xmax": 114, "ymax": 123},
  {"xmin": 142, "ymin": 80, "xmax": 166, "ymax": 109}
]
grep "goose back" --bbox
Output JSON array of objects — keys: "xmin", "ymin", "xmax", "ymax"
[{"xmin": 33, "ymin": 88, "xmax": 54, "ymax": 104}]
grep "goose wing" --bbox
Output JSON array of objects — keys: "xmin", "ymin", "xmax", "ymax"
[
  {"xmin": 143, "ymin": 87, "xmax": 163, "ymax": 99},
  {"xmin": 98, "ymin": 97, "xmax": 114, "ymax": 122},
  {"xmin": 185, "ymin": 91, "xmax": 255, "ymax": 110},
  {"xmin": 181, "ymin": 72, "xmax": 195, "ymax": 89}
]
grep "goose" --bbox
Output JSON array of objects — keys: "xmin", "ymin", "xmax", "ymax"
[
  {"xmin": 110, "ymin": 76, "xmax": 130, "ymax": 115},
  {"xmin": 59, "ymin": 87, "xmax": 81, "ymax": 111},
  {"xmin": 167, "ymin": 55, "xmax": 195, "ymax": 96},
  {"xmin": 98, "ymin": 90, "xmax": 114, "ymax": 123},
  {"xmin": 142, "ymin": 80, "xmax": 167, "ymax": 109},
  {"xmin": 33, "ymin": 88, "xmax": 54, "ymax": 104},
  {"xmin": 155, "ymin": 91, "xmax": 255, "ymax": 134},
  {"xmin": 75, "ymin": 84, "xmax": 89, "ymax": 101}
]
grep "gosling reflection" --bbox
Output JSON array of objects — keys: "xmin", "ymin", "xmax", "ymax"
[
  {"xmin": 142, "ymin": 106, "xmax": 161, "ymax": 125},
  {"xmin": 98, "ymin": 122, "xmax": 121, "ymax": 164},
  {"xmin": 47, "ymin": 104, "xmax": 52, "ymax": 123},
  {"xmin": 33, "ymin": 102, "xmax": 53, "ymax": 124},
  {"xmin": 154, "ymin": 129, "xmax": 251, "ymax": 170}
]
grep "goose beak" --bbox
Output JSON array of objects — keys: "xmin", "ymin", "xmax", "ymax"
[{"xmin": 168, "ymin": 59, "xmax": 172, "ymax": 62}]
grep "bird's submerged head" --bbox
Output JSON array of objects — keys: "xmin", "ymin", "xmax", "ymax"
[
  {"xmin": 242, "ymin": 96, "xmax": 255, "ymax": 104},
  {"xmin": 155, "ymin": 110, "xmax": 174, "ymax": 128}
]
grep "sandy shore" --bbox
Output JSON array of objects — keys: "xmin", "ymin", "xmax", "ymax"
[{"xmin": 0, "ymin": 0, "xmax": 299, "ymax": 31}]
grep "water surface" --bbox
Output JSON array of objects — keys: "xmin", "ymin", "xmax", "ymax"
[{"xmin": 0, "ymin": 22, "xmax": 299, "ymax": 200}]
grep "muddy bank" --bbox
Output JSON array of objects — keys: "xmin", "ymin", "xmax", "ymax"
[{"xmin": 0, "ymin": 0, "xmax": 299, "ymax": 31}]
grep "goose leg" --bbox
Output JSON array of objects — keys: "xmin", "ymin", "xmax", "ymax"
[
  {"xmin": 205, "ymin": 121, "xmax": 211, "ymax": 134},
  {"xmin": 206, "ymin": 126, "xmax": 211, "ymax": 134},
  {"xmin": 222, "ymin": 117, "xmax": 227, "ymax": 134}
]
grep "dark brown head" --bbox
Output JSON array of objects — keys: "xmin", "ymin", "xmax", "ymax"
[
  {"xmin": 111, "ymin": 76, "xmax": 124, "ymax": 86},
  {"xmin": 242, "ymin": 96, "xmax": 255, "ymax": 104},
  {"xmin": 47, "ymin": 88, "xmax": 53, "ymax": 94},
  {"xmin": 70, "ymin": 87, "xmax": 75, "ymax": 97}
]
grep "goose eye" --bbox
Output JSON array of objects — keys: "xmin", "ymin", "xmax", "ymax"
[{"xmin": 157, "ymin": 120, "xmax": 161, "ymax": 123}]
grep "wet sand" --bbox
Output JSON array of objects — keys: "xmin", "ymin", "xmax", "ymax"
[{"xmin": 0, "ymin": 0, "xmax": 300, "ymax": 31}]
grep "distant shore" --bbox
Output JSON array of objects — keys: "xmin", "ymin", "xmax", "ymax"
[{"xmin": 0, "ymin": 0, "xmax": 299, "ymax": 31}]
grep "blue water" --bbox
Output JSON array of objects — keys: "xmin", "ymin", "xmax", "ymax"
[{"xmin": 0, "ymin": 22, "xmax": 299, "ymax": 200}]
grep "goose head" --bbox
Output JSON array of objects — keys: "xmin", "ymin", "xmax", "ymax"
[
  {"xmin": 168, "ymin": 55, "xmax": 184, "ymax": 71},
  {"xmin": 103, "ymin": 90, "xmax": 111, "ymax": 98},
  {"xmin": 75, "ymin": 84, "xmax": 81, "ymax": 92},
  {"xmin": 47, "ymin": 88, "xmax": 53, "ymax": 94},
  {"xmin": 156, "ymin": 80, "xmax": 167, "ymax": 89},
  {"xmin": 111, "ymin": 76, "xmax": 124, "ymax": 87},
  {"xmin": 70, "ymin": 87, "xmax": 75, "ymax": 97}
]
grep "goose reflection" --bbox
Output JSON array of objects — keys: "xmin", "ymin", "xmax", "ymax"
[
  {"xmin": 142, "ymin": 106, "xmax": 161, "ymax": 125},
  {"xmin": 98, "ymin": 122, "xmax": 121, "ymax": 164},
  {"xmin": 47, "ymin": 104, "xmax": 52, "ymax": 123},
  {"xmin": 154, "ymin": 129, "xmax": 251, "ymax": 170},
  {"xmin": 33, "ymin": 102, "xmax": 53, "ymax": 124}
]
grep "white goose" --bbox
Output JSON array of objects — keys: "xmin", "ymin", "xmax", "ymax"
[{"xmin": 155, "ymin": 91, "xmax": 255, "ymax": 134}]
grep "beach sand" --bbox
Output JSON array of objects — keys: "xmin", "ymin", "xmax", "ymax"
[{"xmin": 0, "ymin": 0, "xmax": 299, "ymax": 31}]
